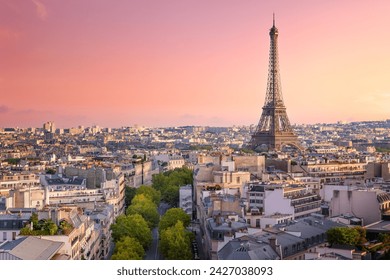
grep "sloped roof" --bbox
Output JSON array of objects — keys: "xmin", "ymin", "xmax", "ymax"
[
  {"xmin": 218, "ymin": 238, "xmax": 279, "ymax": 260},
  {"xmin": 0, "ymin": 236, "xmax": 64, "ymax": 260}
]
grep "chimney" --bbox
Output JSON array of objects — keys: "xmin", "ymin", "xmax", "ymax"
[
  {"xmin": 269, "ymin": 236, "xmax": 283, "ymax": 259},
  {"xmin": 269, "ymin": 236, "xmax": 277, "ymax": 250},
  {"xmin": 215, "ymin": 213, "xmax": 222, "ymax": 226}
]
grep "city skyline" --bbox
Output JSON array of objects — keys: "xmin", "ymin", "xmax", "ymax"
[{"xmin": 1, "ymin": 0, "xmax": 390, "ymax": 128}]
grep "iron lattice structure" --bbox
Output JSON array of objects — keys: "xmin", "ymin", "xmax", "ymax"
[{"xmin": 251, "ymin": 17, "xmax": 300, "ymax": 151}]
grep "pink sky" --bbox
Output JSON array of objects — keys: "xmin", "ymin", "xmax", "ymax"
[{"xmin": 0, "ymin": 0, "xmax": 390, "ymax": 128}]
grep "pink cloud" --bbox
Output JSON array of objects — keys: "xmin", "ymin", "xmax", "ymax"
[{"xmin": 32, "ymin": 0, "xmax": 48, "ymax": 20}]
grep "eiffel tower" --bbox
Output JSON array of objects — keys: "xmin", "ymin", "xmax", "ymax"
[{"xmin": 251, "ymin": 16, "xmax": 300, "ymax": 151}]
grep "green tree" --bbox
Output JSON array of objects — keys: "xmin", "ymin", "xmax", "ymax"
[
  {"xmin": 20, "ymin": 218, "xmax": 58, "ymax": 236},
  {"xmin": 159, "ymin": 221, "xmax": 193, "ymax": 260},
  {"xmin": 378, "ymin": 233, "xmax": 390, "ymax": 244},
  {"xmin": 168, "ymin": 168, "xmax": 193, "ymax": 186},
  {"xmin": 239, "ymin": 148, "xmax": 254, "ymax": 154},
  {"xmin": 6, "ymin": 158, "xmax": 21, "ymax": 165},
  {"xmin": 45, "ymin": 168, "xmax": 56, "ymax": 174},
  {"xmin": 152, "ymin": 167, "xmax": 193, "ymax": 207},
  {"xmin": 159, "ymin": 208, "xmax": 191, "ymax": 234},
  {"xmin": 152, "ymin": 167, "xmax": 193, "ymax": 190},
  {"xmin": 326, "ymin": 227, "xmax": 360, "ymax": 247},
  {"xmin": 59, "ymin": 220, "xmax": 73, "ymax": 235},
  {"xmin": 152, "ymin": 173, "xmax": 169, "ymax": 191},
  {"xmin": 19, "ymin": 226, "xmax": 33, "ymax": 235},
  {"xmin": 42, "ymin": 219, "xmax": 58, "ymax": 235},
  {"xmin": 111, "ymin": 237, "xmax": 145, "ymax": 260},
  {"xmin": 125, "ymin": 186, "xmax": 137, "ymax": 208},
  {"xmin": 110, "ymin": 214, "xmax": 152, "ymax": 249},
  {"xmin": 136, "ymin": 185, "xmax": 161, "ymax": 206},
  {"xmin": 30, "ymin": 213, "xmax": 39, "ymax": 230},
  {"xmin": 161, "ymin": 185, "xmax": 180, "ymax": 207},
  {"xmin": 126, "ymin": 194, "xmax": 160, "ymax": 228},
  {"xmin": 354, "ymin": 226, "xmax": 367, "ymax": 248}
]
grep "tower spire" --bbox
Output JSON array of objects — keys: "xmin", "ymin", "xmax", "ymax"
[{"xmin": 250, "ymin": 17, "xmax": 300, "ymax": 151}]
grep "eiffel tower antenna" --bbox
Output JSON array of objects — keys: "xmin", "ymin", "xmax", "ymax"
[
  {"xmin": 273, "ymin": 13, "xmax": 275, "ymax": 27},
  {"xmin": 251, "ymin": 16, "xmax": 301, "ymax": 151}
]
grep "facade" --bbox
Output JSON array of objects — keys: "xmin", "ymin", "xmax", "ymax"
[
  {"xmin": 37, "ymin": 206, "xmax": 101, "ymax": 260},
  {"xmin": 244, "ymin": 182, "xmax": 321, "ymax": 221},
  {"xmin": 85, "ymin": 204, "xmax": 115, "ymax": 259},
  {"xmin": 43, "ymin": 121, "xmax": 56, "ymax": 133},
  {"xmin": 0, "ymin": 213, "xmax": 31, "ymax": 242},
  {"xmin": 292, "ymin": 161, "xmax": 366, "ymax": 184},
  {"xmin": 179, "ymin": 184, "xmax": 193, "ymax": 216},
  {"xmin": 126, "ymin": 161, "xmax": 159, "ymax": 188},
  {"xmin": 0, "ymin": 172, "xmax": 40, "ymax": 197},
  {"xmin": 366, "ymin": 162, "xmax": 390, "ymax": 181},
  {"xmin": 154, "ymin": 154, "xmax": 186, "ymax": 171},
  {"xmin": 41, "ymin": 171, "xmax": 125, "ymax": 218},
  {"xmin": 329, "ymin": 189, "xmax": 386, "ymax": 226}
]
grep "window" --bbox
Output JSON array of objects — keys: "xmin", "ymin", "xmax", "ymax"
[
  {"xmin": 2, "ymin": 232, "xmax": 6, "ymax": 241},
  {"xmin": 12, "ymin": 232, "xmax": 16, "ymax": 240}
]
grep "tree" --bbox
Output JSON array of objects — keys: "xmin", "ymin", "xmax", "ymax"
[
  {"xmin": 126, "ymin": 194, "xmax": 160, "ymax": 228},
  {"xmin": 110, "ymin": 214, "xmax": 152, "ymax": 249},
  {"xmin": 167, "ymin": 168, "xmax": 193, "ymax": 186},
  {"xmin": 19, "ymin": 226, "xmax": 33, "ymax": 235},
  {"xmin": 30, "ymin": 213, "xmax": 39, "ymax": 229},
  {"xmin": 152, "ymin": 173, "xmax": 169, "ymax": 191},
  {"xmin": 6, "ymin": 158, "xmax": 21, "ymax": 165},
  {"xmin": 161, "ymin": 185, "xmax": 180, "ymax": 207},
  {"xmin": 159, "ymin": 208, "xmax": 191, "ymax": 234},
  {"xmin": 378, "ymin": 233, "xmax": 390, "ymax": 244},
  {"xmin": 159, "ymin": 221, "xmax": 193, "ymax": 260},
  {"xmin": 152, "ymin": 167, "xmax": 193, "ymax": 207},
  {"xmin": 152, "ymin": 167, "xmax": 193, "ymax": 191},
  {"xmin": 354, "ymin": 226, "xmax": 367, "ymax": 248},
  {"xmin": 326, "ymin": 227, "xmax": 361, "ymax": 247},
  {"xmin": 136, "ymin": 185, "xmax": 161, "ymax": 206},
  {"xmin": 125, "ymin": 187, "xmax": 137, "ymax": 208},
  {"xmin": 45, "ymin": 168, "xmax": 56, "ymax": 174},
  {"xmin": 111, "ymin": 237, "xmax": 144, "ymax": 260},
  {"xmin": 42, "ymin": 219, "xmax": 58, "ymax": 235},
  {"xmin": 19, "ymin": 218, "xmax": 58, "ymax": 236},
  {"xmin": 59, "ymin": 220, "xmax": 74, "ymax": 235}
]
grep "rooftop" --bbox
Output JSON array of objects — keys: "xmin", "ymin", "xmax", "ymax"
[{"xmin": 0, "ymin": 236, "xmax": 64, "ymax": 260}]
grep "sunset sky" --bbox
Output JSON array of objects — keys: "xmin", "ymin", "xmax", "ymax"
[{"xmin": 1, "ymin": 0, "xmax": 390, "ymax": 128}]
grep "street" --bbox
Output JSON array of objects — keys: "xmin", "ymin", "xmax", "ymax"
[{"xmin": 144, "ymin": 202, "xmax": 170, "ymax": 260}]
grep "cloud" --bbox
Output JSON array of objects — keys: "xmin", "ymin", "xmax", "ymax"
[
  {"xmin": 0, "ymin": 105, "xmax": 10, "ymax": 114},
  {"xmin": 32, "ymin": 0, "xmax": 48, "ymax": 21}
]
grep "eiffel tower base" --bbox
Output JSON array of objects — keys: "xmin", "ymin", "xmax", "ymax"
[{"xmin": 251, "ymin": 133, "xmax": 300, "ymax": 151}]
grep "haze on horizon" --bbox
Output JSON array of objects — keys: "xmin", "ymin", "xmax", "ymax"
[{"xmin": 1, "ymin": 0, "xmax": 389, "ymax": 128}]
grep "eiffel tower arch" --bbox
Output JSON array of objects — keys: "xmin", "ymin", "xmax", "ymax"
[{"xmin": 251, "ymin": 16, "xmax": 301, "ymax": 152}]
